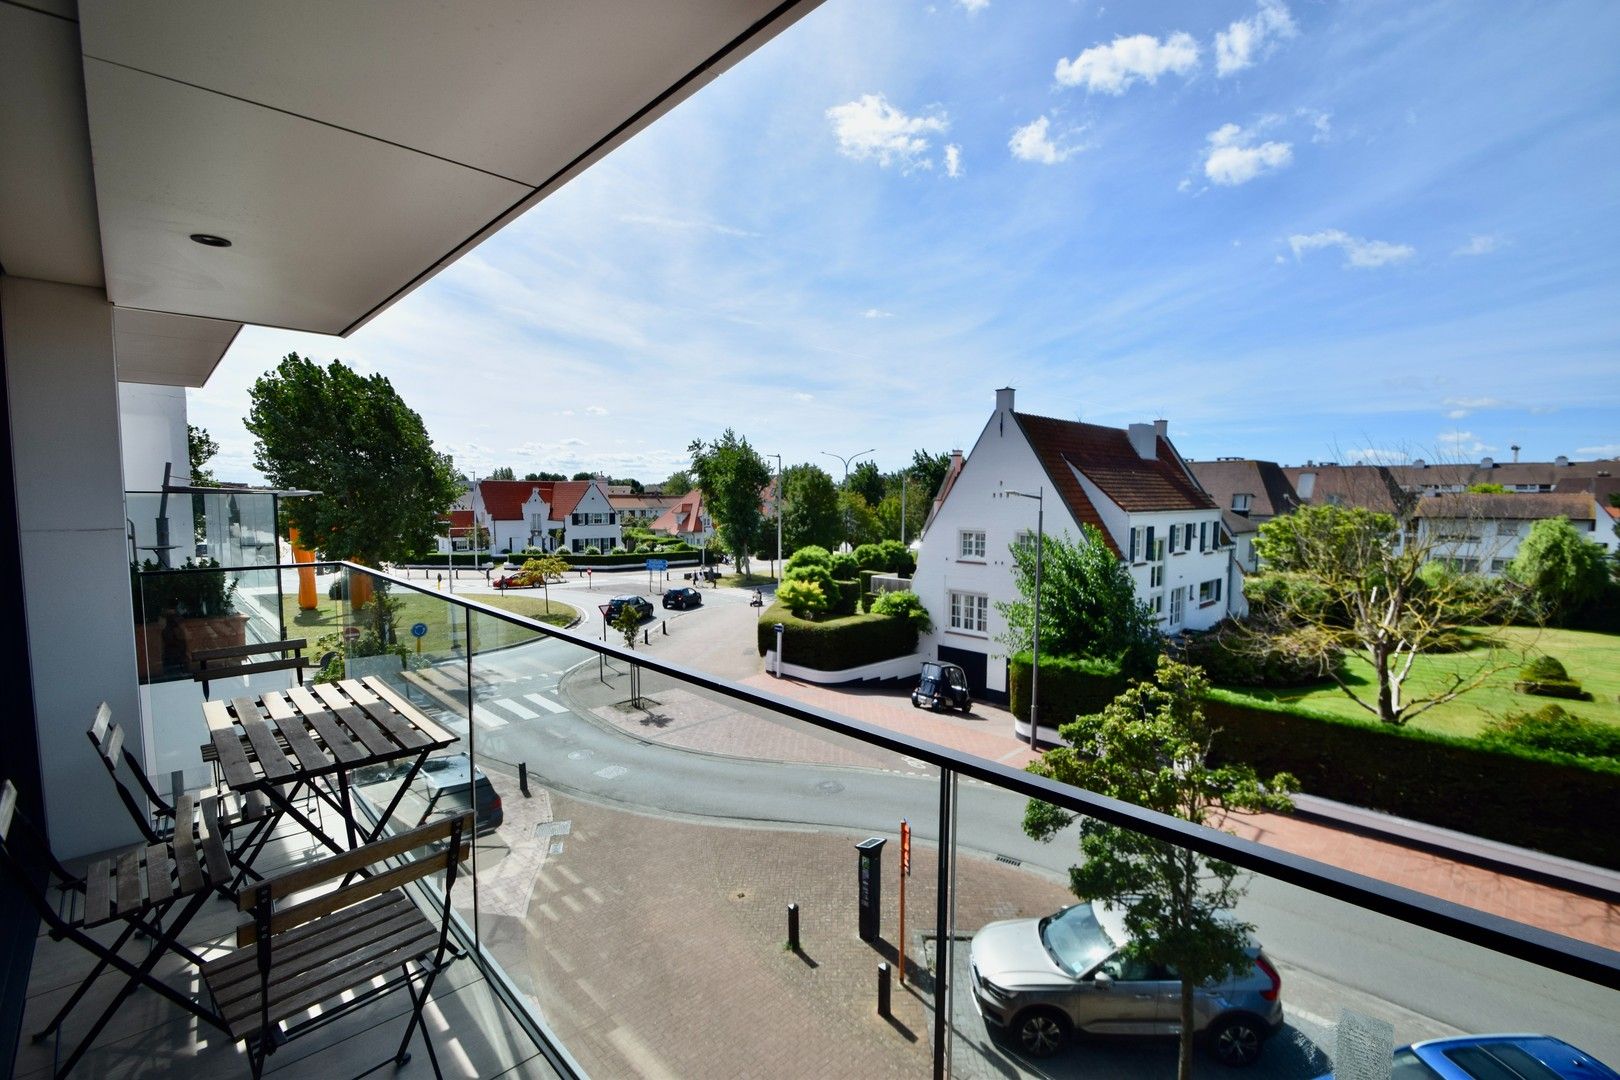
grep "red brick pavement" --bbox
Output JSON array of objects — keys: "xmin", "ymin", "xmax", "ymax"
[{"xmin": 738, "ymin": 675, "xmax": 1620, "ymax": 953}]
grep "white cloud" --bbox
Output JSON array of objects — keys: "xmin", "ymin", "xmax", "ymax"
[
  {"xmin": 1577, "ymin": 444, "xmax": 1620, "ymax": 457},
  {"xmin": 618, "ymin": 214, "xmax": 758, "ymax": 238},
  {"xmin": 944, "ymin": 143, "xmax": 963, "ymax": 178},
  {"xmin": 1436, "ymin": 431, "xmax": 1493, "ymax": 455},
  {"xmin": 1302, "ymin": 109, "xmax": 1332, "ymax": 143},
  {"xmin": 1453, "ymin": 235, "xmax": 1499, "ymax": 257},
  {"xmin": 1216, "ymin": 0, "xmax": 1299, "ymax": 76},
  {"xmin": 1442, "ymin": 396, "xmax": 1503, "ymax": 419},
  {"xmin": 1203, "ymin": 123, "xmax": 1292, "ymax": 185},
  {"xmin": 826, "ymin": 94, "xmax": 949, "ymax": 172},
  {"xmin": 1054, "ymin": 32, "xmax": 1199, "ymax": 94},
  {"xmin": 1009, "ymin": 116, "xmax": 1084, "ymax": 165},
  {"xmin": 585, "ymin": 405, "xmax": 608, "ymax": 416},
  {"xmin": 793, "ymin": 392, "xmax": 816, "ymax": 403},
  {"xmin": 861, "ymin": 308, "xmax": 893, "ymax": 319},
  {"xmin": 1351, "ymin": 449, "xmax": 1411, "ymax": 465},
  {"xmin": 956, "ymin": 0, "xmax": 989, "ymax": 11},
  {"xmin": 1288, "ymin": 229, "xmax": 1415, "ymax": 268}
]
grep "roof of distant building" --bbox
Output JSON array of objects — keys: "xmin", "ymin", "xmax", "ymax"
[
  {"xmin": 1413, "ymin": 492, "xmax": 1600, "ymax": 521},
  {"xmin": 477, "ymin": 479, "xmax": 594, "ymax": 521},
  {"xmin": 1186, "ymin": 459, "xmax": 1300, "ymax": 520},
  {"xmin": 651, "ymin": 489, "xmax": 706, "ymax": 535}
]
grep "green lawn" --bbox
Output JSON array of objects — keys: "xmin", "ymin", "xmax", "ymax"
[
  {"xmin": 282, "ymin": 590, "xmax": 578, "ymax": 657},
  {"xmin": 1215, "ymin": 626, "xmax": 1620, "ymax": 738}
]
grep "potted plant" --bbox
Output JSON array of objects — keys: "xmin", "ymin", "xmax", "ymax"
[{"xmin": 172, "ymin": 557, "xmax": 249, "ymax": 660}]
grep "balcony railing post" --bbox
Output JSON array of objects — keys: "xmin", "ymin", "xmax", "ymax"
[{"xmin": 932, "ymin": 767, "xmax": 955, "ymax": 1080}]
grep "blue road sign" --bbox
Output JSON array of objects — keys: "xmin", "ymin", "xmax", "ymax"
[
  {"xmin": 645, "ymin": 558, "xmax": 668, "ymax": 571},
  {"xmin": 410, "ymin": 621, "xmax": 429, "ymax": 638}
]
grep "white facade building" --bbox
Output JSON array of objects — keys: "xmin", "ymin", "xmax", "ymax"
[
  {"xmin": 914, "ymin": 388, "xmax": 1235, "ymax": 709},
  {"xmin": 1413, "ymin": 492, "xmax": 1617, "ymax": 575}
]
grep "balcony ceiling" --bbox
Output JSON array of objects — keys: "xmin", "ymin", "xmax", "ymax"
[{"xmin": 0, "ymin": 0, "xmax": 818, "ymax": 386}]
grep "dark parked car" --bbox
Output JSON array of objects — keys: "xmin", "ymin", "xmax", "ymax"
[
  {"xmin": 352, "ymin": 753, "xmax": 503, "ymax": 835},
  {"xmin": 662, "ymin": 587, "xmax": 703, "ymax": 610},
  {"xmin": 605, "ymin": 594, "xmax": 655, "ymax": 622},
  {"xmin": 970, "ymin": 900, "xmax": 1283, "ymax": 1065},
  {"xmin": 1314, "ymin": 1035, "xmax": 1620, "ymax": 1080},
  {"xmin": 912, "ymin": 661, "xmax": 971, "ymax": 712}
]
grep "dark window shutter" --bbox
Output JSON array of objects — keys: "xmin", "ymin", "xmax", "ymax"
[{"xmin": 1145, "ymin": 526, "xmax": 1155, "ymax": 554}]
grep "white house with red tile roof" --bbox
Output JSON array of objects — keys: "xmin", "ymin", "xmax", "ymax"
[
  {"xmin": 650, "ymin": 488, "xmax": 714, "ymax": 547},
  {"xmin": 471, "ymin": 478, "xmax": 623, "ymax": 554},
  {"xmin": 913, "ymin": 388, "xmax": 1236, "ymax": 705}
]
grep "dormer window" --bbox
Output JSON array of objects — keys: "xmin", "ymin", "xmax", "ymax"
[{"xmin": 1232, "ymin": 493, "xmax": 1252, "ymax": 513}]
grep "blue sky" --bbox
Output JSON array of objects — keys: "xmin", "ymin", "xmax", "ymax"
[{"xmin": 193, "ymin": 0, "xmax": 1620, "ymax": 484}]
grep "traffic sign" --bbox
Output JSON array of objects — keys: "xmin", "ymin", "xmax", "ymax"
[
  {"xmin": 645, "ymin": 558, "xmax": 668, "ymax": 571},
  {"xmin": 410, "ymin": 622, "xmax": 429, "ymax": 638},
  {"xmin": 341, "ymin": 625, "xmax": 361, "ymax": 641}
]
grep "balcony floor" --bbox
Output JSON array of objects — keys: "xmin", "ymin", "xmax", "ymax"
[{"xmin": 16, "ymin": 818, "xmax": 560, "ymax": 1079}]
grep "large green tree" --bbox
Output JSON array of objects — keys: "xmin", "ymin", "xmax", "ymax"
[
  {"xmin": 1025, "ymin": 659, "xmax": 1296, "ymax": 1078},
  {"xmin": 1251, "ymin": 503, "xmax": 1513, "ymax": 725},
  {"xmin": 688, "ymin": 429, "xmax": 772, "ymax": 573},
  {"xmin": 1508, "ymin": 516, "xmax": 1611, "ymax": 623},
  {"xmin": 997, "ymin": 525, "xmax": 1159, "ymax": 674},
  {"xmin": 780, "ymin": 463, "xmax": 841, "ymax": 553},
  {"xmin": 187, "ymin": 424, "xmax": 219, "ymax": 486},
  {"xmin": 245, "ymin": 353, "xmax": 461, "ymax": 566},
  {"xmin": 488, "ymin": 465, "xmax": 516, "ymax": 480},
  {"xmin": 848, "ymin": 459, "xmax": 886, "ymax": 507},
  {"xmin": 909, "ymin": 449, "xmax": 951, "ymax": 499}
]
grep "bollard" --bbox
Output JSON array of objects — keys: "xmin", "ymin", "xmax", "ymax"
[
  {"xmin": 643, "ymin": 627, "xmax": 650, "ymax": 645},
  {"xmin": 787, "ymin": 903, "xmax": 800, "ymax": 951},
  {"xmin": 519, "ymin": 761, "xmax": 530, "ymax": 798},
  {"xmin": 877, "ymin": 962, "xmax": 892, "ymax": 1018},
  {"xmin": 662, "ymin": 620, "xmax": 668, "ymax": 635}
]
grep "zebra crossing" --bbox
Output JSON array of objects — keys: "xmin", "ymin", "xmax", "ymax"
[{"xmin": 395, "ymin": 653, "xmax": 578, "ymax": 732}]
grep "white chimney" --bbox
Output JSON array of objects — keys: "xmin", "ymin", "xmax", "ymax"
[
  {"xmin": 995, "ymin": 387, "xmax": 1015, "ymax": 413},
  {"xmin": 1153, "ymin": 418, "xmax": 1168, "ymax": 441},
  {"xmin": 1127, "ymin": 423, "xmax": 1157, "ymax": 460}
]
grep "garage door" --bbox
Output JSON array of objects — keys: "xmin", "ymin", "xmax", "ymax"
[{"xmin": 937, "ymin": 645, "xmax": 989, "ymax": 696}]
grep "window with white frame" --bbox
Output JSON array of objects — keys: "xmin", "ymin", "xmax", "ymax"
[
  {"xmin": 1169, "ymin": 586, "xmax": 1184, "ymax": 625},
  {"xmin": 1232, "ymin": 493, "xmax": 1252, "ymax": 512},
  {"xmin": 1014, "ymin": 529, "xmax": 1035, "ymax": 550},
  {"xmin": 1198, "ymin": 578, "xmax": 1223, "ymax": 604},
  {"xmin": 1152, "ymin": 593, "xmax": 1165, "ymax": 617},
  {"xmin": 1150, "ymin": 563, "xmax": 1163, "ymax": 588},
  {"xmin": 1152, "ymin": 536, "xmax": 1165, "ymax": 562},
  {"xmin": 948, "ymin": 591, "xmax": 989, "ymax": 633},
  {"xmin": 958, "ymin": 529, "xmax": 986, "ymax": 559}
]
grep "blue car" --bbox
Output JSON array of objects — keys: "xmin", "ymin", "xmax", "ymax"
[{"xmin": 1320, "ymin": 1034, "xmax": 1618, "ymax": 1080}]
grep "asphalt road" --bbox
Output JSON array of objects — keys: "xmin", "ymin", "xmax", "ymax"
[{"xmin": 381, "ymin": 626, "xmax": 1620, "ymax": 1076}]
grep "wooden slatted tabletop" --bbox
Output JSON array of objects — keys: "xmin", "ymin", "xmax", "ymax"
[{"xmin": 204, "ymin": 678, "xmax": 456, "ymax": 798}]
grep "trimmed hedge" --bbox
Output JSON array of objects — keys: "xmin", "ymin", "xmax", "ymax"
[
  {"xmin": 1007, "ymin": 653, "xmax": 1130, "ymax": 730},
  {"xmin": 1203, "ymin": 690, "xmax": 1620, "ymax": 869},
  {"xmin": 755, "ymin": 602, "xmax": 917, "ymax": 671}
]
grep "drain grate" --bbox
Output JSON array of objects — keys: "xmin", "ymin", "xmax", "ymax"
[{"xmin": 995, "ymin": 854, "xmax": 1022, "ymax": 867}]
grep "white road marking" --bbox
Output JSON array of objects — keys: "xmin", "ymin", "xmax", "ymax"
[
  {"xmin": 595, "ymin": 765, "xmax": 628, "ymax": 780},
  {"xmin": 1288, "ymin": 1005, "xmax": 1338, "ymax": 1032},
  {"xmin": 524, "ymin": 692, "xmax": 569, "ymax": 714},
  {"xmin": 489, "ymin": 697, "xmax": 539, "ymax": 720},
  {"xmin": 471, "ymin": 710, "xmax": 508, "ymax": 730}
]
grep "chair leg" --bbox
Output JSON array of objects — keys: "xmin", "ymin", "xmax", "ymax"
[
  {"xmin": 32, "ymin": 919, "xmax": 141, "ymax": 1042},
  {"xmin": 391, "ymin": 962, "xmax": 444, "ymax": 1079}
]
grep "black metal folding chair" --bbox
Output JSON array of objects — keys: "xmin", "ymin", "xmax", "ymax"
[
  {"xmin": 200, "ymin": 812, "xmax": 471, "ymax": 1079},
  {"xmin": 88, "ymin": 702, "xmax": 273, "ymax": 886},
  {"xmin": 0, "ymin": 780, "xmax": 231, "ymax": 1077}
]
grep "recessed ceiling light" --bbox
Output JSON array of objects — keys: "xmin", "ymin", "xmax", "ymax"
[{"xmin": 189, "ymin": 233, "xmax": 232, "ymax": 248}]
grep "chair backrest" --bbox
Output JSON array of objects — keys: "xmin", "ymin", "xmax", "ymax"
[
  {"xmin": 0, "ymin": 779, "xmax": 87, "ymax": 932},
  {"xmin": 235, "ymin": 811, "xmax": 472, "ymax": 947},
  {"xmin": 87, "ymin": 703, "xmax": 169, "ymax": 845}
]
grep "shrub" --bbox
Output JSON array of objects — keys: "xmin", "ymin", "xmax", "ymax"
[
  {"xmin": 853, "ymin": 543, "xmax": 886, "ymax": 571},
  {"xmin": 1482, "ymin": 704, "xmax": 1620, "ymax": 760},
  {"xmin": 878, "ymin": 539, "xmax": 914, "ymax": 575},
  {"xmin": 786, "ymin": 545, "xmax": 832, "ymax": 572},
  {"xmin": 1514, "ymin": 654, "xmax": 1590, "ymax": 699},
  {"xmin": 831, "ymin": 578, "xmax": 861, "ymax": 617},
  {"xmin": 1243, "ymin": 572, "xmax": 1336, "ymax": 622},
  {"xmin": 584, "ymin": 546, "xmax": 601, "ymax": 556},
  {"xmin": 1178, "ymin": 622, "xmax": 1333, "ymax": 688},
  {"xmin": 776, "ymin": 578, "xmax": 828, "ymax": 617},
  {"xmin": 828, "ymin": 552, "xmax": 859, "ymax": 579},
  {"xmin": 784, "ymin": 562, "xmax": 837, "ymax": 596},
  {"xmin": 860, "ymin": 591, "xmax": 877, "ymax": 613},
  {"xmin": 870, "ymin": 590, "xmax": 932, "ymax": 633},
  {"xmin": 756, "ymin": 603, "xmax": 918, "ymax": 670},
  {"xmin": 1007, "ymin": 653, "xmax": 1131, "ymax": 729},
  {"xmin": 1203, "ymin": 692, "xmax": 1620, "ymax": 869},
  {"xmin": 611, "ymin": 545, "xmax": 628, "ymax": 555}
]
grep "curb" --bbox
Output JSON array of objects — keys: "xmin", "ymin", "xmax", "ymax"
[{"xmin": 1291, "ymin": 792, "xmax": 1620, "ymax": 904}]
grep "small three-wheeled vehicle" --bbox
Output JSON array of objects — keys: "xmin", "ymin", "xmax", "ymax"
[{"xmin": 911, "ymin": 661, "xmax": 971, "ymax": 712}]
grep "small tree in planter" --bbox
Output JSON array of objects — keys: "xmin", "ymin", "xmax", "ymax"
[{"xmin": 777, "ymin": 579, "xmax": 829, "ymax": 618}]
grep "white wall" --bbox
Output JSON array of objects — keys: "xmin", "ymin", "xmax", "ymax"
[
  {"xmin": 913, "ymin": 409, "xmax": 1080, "ymax": 697},
  {"xmin": 118, "ymin": 381, "xmax": 188, "ymax": 490},
  {"xmin": 3, "ymin": 276, "xmax": 145, "ymax": 856},
  {"xmin": 566, "ymin": 483, "xmax": 622, "ymax": 551},
  {"xmin": 1123, "ymin": 509, "xmax": 1233, "ymax": 633}
]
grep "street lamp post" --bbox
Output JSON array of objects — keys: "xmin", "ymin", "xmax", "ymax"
[
  {"xmin": 822, "ymin": 447, "xmax": 875, "ymax": 551},
  {"xmin": 771, "ymin": 453, "xmax": 783, "ymax": 581},
  {"xmin": 1001, "ymin": 487, "xmax": 1044, "ymax": 749}
]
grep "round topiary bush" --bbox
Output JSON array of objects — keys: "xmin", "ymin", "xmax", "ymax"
[
  {"xmin": 1520, "ymin": 655, "xmax": 1569, "ymax": 682},
  {"xmin": 1514, "ymin": 654, "xmax": 1589, "ymax": 700}
]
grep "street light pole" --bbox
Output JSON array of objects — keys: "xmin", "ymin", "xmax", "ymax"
[
  {"xmin": 771, "ymin": 453, "xmax": 783, "ymax": 581},
  {"xmin": 821, "ymin": 447, "xmax": 875, "ymax": 550},
  {"xmin": 1002, "ymin": 487, "xmax": 1044, "ymax": 749}
]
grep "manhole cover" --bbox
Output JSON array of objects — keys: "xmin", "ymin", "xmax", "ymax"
[
  {"xmin": 814, "ymin": 779, "xmax": 844, "ymax": 795},
  {"xmin": 595, "ymin": 765, "xmax": 628, "ymax": 780}
]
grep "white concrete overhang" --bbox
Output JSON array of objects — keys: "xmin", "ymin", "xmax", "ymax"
[{"xmin": 0, "ymin": 0, "xmax": 822, "ymax": 387}]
